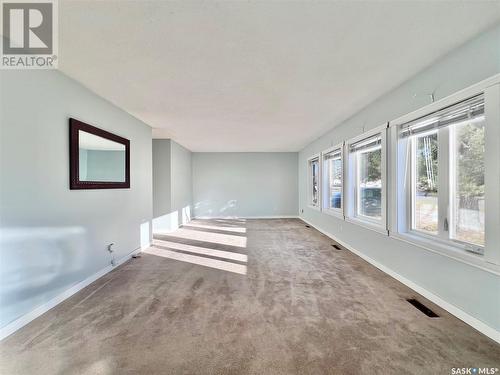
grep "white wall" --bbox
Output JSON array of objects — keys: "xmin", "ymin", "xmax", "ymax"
[
  {"xmin": 152, "ymin": 139, "xmax": 192, "ymax": 233},
  {"xmin": 193, "ymin": 152, "xmax": 298, "ymax": 218},
  {"xmin": 299, "ymin": 25, "xmax": 500, "ymax": 333},
  {"xmin": 0, "ymin": 70, "xmax": 153, "ymax": 330}
]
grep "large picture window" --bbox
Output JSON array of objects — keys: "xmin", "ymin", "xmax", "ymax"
[
  {"xmin": 322, "ymin": 145, "xmax": 343, "ymax": 216},
  {"xmin": 308, "ymin": 155, "xmax": 320, "ymax": 209},
  {"xmin": 347, "ymin": 127, "xmax": 387, "ymax": 230},
  {"xmin": 399, "ymin": 95, "xmax": 485, "ymax": 253}
]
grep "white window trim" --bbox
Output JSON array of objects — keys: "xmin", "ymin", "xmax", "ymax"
[
  {"xmin": 389, "ymin": 73, "xmax": 500, "ymax": 271},
  {"xmin": 307, "ymin": 153, "xmax": 321, "ymax": 211},
  {"xmin": 321, "ymin": 143, "xmax": 344, "ymax": 219},
  {"xmin": 345, "ymin": 124, "xmax": 388, "ymax": 234}
]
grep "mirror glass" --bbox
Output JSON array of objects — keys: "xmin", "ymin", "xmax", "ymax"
[{"xmin": 78, "ymin": 130, "xmax": 126, "ymax": 182}]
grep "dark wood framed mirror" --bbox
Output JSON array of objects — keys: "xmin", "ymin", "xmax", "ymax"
[{"xmin": 69, "ymin": 118, "xmax": 130, "ymax": 189}]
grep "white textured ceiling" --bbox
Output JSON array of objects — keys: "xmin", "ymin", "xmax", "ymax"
[{"xmin": 59, "ymin": 1, "xmax": 500, "ymax": 152}]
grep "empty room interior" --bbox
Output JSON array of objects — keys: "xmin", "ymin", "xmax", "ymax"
[{"xmin": 1, "ymin": 1, "xmax": 500, "ymax": 374}]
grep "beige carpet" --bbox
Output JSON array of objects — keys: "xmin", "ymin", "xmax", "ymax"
[{"xmin": 1, "ymin": 218, "xmax": 499, "ymax": 374}]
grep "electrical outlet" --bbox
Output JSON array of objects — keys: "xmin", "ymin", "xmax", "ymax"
[{"xmin": 108, "ymin": 243, "xmax": 116, "ymax": 266}]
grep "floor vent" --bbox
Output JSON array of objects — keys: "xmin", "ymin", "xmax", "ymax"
[
  {"xmin": 305, "ymin": 225, "xmax": 311, "ymax": 228},
  {"xmin": 331, "ymin": 244, "xmax": 341, "ymax": 250},
  {"xmin": 406, "ymin": 298, "xmax": 439, "ymax": 318}
]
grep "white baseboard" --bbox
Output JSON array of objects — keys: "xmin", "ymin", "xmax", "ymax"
[
  {"xmin": 300, "ymin": 217, "xmax": 500, "ymax": 344},
  {"xmin": 0, "ymin": 246, "xmax": 143, "ymax": 341},
  {"xmin": 194, "ymin": 215, "xmax": 299, "ymax": 219}
]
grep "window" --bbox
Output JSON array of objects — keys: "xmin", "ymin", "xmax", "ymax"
[
  {"xmin": 308, "ymin": 155, "xmax": 320, "ymax": 209},
  {"xmin": 399, "ymin": 95, "xmax": 485, "ymax": 253},
  {"xmin": 322, "ymin": 145, "xmax": 343, "ymax": 216},
  {"xmin": 450, "ymin": 117, "xmax": 485, "ymax": 247},
  {"xmin": 347, "ymin": 126, "xmax": 387, "ymax": 230},
  {"xmin": 411, "ymin": 130, "xmax": 438, "ymax": 235}
]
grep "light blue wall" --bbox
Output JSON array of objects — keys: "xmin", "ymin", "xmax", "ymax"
[
  {"xmin": 0, "ymin": 70, "xmax": 153, "ymax": 329},
  {"xmin": 152, "ymin": 139, "xmax": 171, "ymax": 221},
  {"xmin": 171, "ymin": 141, "xmax": 193, "ymax": 226},
  {"xmin": 84, "ymin": 150, "xmax": 126, "ymax": 182},
  {"xmin": 152, "ymin": 139, "xmax": 192, "ymax": 233},
  {"xmin": 78, "ymin": 148, "xmax": 126, "ymax": 182},
  {"xmin": 299, "ymin": 25, "xmax": 500, "ymax": 331},
  {"xmin": 79, "ymin": 149, "xmax": 88, "ymax": 180},
  {"xmin": 193, "ymin": 152, "xmax": 298, "ymax": 218}
]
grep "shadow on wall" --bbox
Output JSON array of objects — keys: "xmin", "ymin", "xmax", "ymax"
[
  {"xmin": 0, "ymin": 226, "xmax": 88, "ymax": 328},
  {"xmin": 152, "ymin": 205, "xmax": 191, "ymax": 235},
  {"xmin": 194, "ymin": 200, "xmax": 238, "ymax": 217}
]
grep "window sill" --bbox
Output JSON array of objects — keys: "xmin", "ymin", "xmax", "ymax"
[
  {"xmin": 390, "ymin": 231, "xmax": 500, "ymax": 275},
  {"xmin": 323, "ymin": 208, "xmax": 344, "ymax": 220},
  {"xmin": 345, "ymin": 216, "xmax": 388, "ymax": 236}
]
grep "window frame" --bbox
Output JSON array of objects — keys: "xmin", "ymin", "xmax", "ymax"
[
  {"xmin": 321, "ymin": 143, "xmax": 345, "ymax": 219},
  {"xmin": 389, "ymin": 74, "xmax": 500, "ymax": 270},
  {"xmin": 346, "ymin": 124, "xmax": 388, "ymax": 234},
  {"xmin": 401, "ymin": 99, "xmax": 486, "ymax": 252},
  {"xmin": 307, "ymin": 154, "xmax": 321, "ymax": 211}
]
